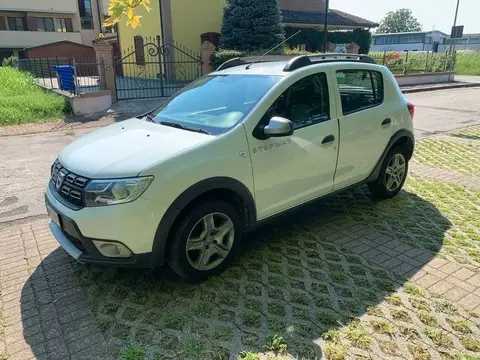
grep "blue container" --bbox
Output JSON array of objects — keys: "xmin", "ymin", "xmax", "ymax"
[{"xmin": 52, "ymin": 65, "xmax": 75, "ymax": 91}]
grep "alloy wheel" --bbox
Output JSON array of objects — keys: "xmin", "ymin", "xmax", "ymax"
[
  {"xmin": 385, "ymin": 153, "xmax": 406, "ymax": 192},
  {"xmin": 185, "ymin": 212, "xmax": 235, "ymax": 271}
]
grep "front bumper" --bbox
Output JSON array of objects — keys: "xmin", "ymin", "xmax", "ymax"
[
  {"xmin": 46, "ymin": 199, "xmax": 154, "ymax": 267},
  {"xmin": 45, "ymin": 184, "xmax": 168, "ymax": 268}
]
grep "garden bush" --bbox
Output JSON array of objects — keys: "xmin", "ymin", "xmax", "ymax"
[{"xmin": 2, "ymin": 56, "xmax": 19, "ymax": 67}]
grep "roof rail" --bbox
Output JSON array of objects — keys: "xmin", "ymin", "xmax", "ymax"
[
  {"xmin": 283, "ymin": 53, "xmax": 377, "ymax": 72},
  {"xmin": 216, "ymin": 57, "xmax": 247, "ymax": 71}
]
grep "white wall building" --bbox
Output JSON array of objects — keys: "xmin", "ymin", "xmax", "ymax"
[
  {"xmin": 0, "ymin": 0, "xmax": 111, "ymax": 62},
  {"xmin": 371, "ymin": 31, "xmax": 448, "ymax": 53},
  {"xmin": 446, "ymin": 33, "xmax": 480, "ymax": 51}
]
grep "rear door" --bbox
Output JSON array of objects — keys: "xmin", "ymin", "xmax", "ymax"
[{"xmin": 332, "ymin": 67, "xmax": 393, "ymax": 190}]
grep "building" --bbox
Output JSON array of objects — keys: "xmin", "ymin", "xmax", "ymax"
[
  {"xmin": 371, "ymin": 31, "xmax": 448, "ymax": 53},
  {"xmin": 446, "ymin": 33, "xmax": 480, "ymax": 51},
  {"xmin": 117, "ymin": 0, "xmax": 378, "ymax": 57},
  {"xmin": 0, "ymin": 0, "xmax": 113, "ymax": 62}
]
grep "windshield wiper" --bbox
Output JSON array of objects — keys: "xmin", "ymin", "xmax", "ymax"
[
  {"xmin": 159, "ymin": 121, "xmax": 210, "ymax": 135},
  {"xmin": 144, "ymin": 114, "xmax": 157, "ymax": 123}
]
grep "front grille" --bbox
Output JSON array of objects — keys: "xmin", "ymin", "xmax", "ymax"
[
  {"xmin": 51, "ymin": 160, "xmax": 90, "ymax": 208},
  {"xmin": 63, "ymin": 231, "xmax": 88, "ymax": 253}
]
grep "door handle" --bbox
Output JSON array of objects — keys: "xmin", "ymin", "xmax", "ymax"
[
  {"xmin": 382, "ymin": 118, "xmax": 392, "ymax": 126},
  {"xmin": 322, "ymin": 135, "xmax": 335, "ymax": 144}
]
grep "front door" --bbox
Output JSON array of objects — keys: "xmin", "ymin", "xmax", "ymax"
[
  {"xmin": 249, "ymin": 73, "xmax": 339, "ymax": 220},
  {"xmin": 333, "ymin": 69, "xmax": 392, "ymax": 190}
]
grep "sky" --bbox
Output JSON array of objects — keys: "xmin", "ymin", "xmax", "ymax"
[{"xmin": 333, "ymin": 0, "xmax": 480, "ymax": 34}]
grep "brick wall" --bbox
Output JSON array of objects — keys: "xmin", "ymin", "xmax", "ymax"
[
  {"xmin": 278, "ymin": 0, "xmax": 326, "ymax": 12},
  {"xmin": 26, "ymin": 41, "xmax": 95, "ymax": 60}
]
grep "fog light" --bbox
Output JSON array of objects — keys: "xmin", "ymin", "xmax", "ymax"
[{"xmin": 93, "ymin": 240, "xmax": 133, "ymax": 258}]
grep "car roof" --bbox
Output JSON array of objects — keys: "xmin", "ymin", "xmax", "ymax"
[
  {"xmin": 211, "ymin": 56, "xmax": 383, "ymax": 77},
  {"xmin": 211, "ymin": 61, "xmax": 291, "ymax": 76}
]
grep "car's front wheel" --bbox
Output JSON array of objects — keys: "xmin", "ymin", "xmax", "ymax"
[
  {"xmin": 167, "ymin": 200, "xmax": 242, "ymax": 281},
  {"xmin": 368, "ymin": 146, "xmax": 409, "ymax": 199}
]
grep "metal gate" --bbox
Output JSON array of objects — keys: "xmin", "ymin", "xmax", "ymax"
[{"xmin": 115, "ymin": 36, "xmax": 202, "ymax": 100}]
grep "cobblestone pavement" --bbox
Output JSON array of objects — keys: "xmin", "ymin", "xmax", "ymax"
[{"xmin": 0, "ymin": 128, "xmax": 479, "ymax": 360}]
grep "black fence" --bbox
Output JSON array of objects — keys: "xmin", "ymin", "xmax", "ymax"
[
  {"xmin": 18, "ymin": 57, "xmax": 105, "ymax": 95},
  {"xmin": 115, "ymin": 36, "xmax": 202, "ymax": 100},
  {"xmin": 370, "ymin": 51, "xmax": 456, "ymax": 75}
]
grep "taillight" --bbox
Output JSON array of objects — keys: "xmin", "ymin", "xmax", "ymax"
[{"xmin": 407, "ymin": 102, "xmax": 415, "ymax": 119}]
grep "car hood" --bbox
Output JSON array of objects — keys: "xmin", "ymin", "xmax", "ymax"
[{"xmin": 59, "ymin": 118, "xmax": 213, "ymax": 178}]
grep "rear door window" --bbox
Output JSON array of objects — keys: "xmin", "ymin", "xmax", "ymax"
[{"xmin": 336, "ymin": 70, "xmax": 384, "ymax": 115}]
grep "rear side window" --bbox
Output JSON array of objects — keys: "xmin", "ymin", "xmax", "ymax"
[{"xmin": 336, "ymin": 70, "xmax": 384, "ymax": 115}]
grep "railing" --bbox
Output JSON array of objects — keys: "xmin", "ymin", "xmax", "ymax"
[
  {"xmin": 18, "ymin": 57, "xmax": 105, "ymax": 95},
  {"xmin": 369, "ymin": 51, "xmax": 456, "ymax": 75}
]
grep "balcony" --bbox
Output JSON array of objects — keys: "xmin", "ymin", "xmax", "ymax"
[
  {"xmin": 0, "ymin": 30, "xmax": 82, "ymax": 49},
  {"xmin": 0, "ymin": 0, "xmax": 77, "ymax": 14}
]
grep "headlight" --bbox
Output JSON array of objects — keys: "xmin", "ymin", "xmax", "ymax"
[{"xmin": 84, "ymin": 176, "xmax": 153, "ymax": 207}]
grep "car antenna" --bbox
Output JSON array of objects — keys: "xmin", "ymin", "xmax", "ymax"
[{"xmin": 246, "ymin": 30, "xmax": 302, "ymax": 70}]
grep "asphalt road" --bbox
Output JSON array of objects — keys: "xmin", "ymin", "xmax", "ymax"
[
  {"xmin": 407, "ymin": 87, "xmax": 480, "ymax": 138},
  {"xmin": 1, "ymin": 87, "xmax": 479, "ymax": 227}
]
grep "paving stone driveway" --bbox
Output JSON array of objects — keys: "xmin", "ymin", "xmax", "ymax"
[{"xmin": 0, "ymin": 127, "xmax": 479, "ymax": 360}]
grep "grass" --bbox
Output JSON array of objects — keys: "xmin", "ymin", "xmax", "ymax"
[
  {"xmin": 423, "ymin": 327, "xmax": 453, "ymax": 347},
  {"xmin": 323, "ymin": 343, "xmax": 347, "ymax": 360},
  {"xmin": 414, "ymin": 139, "xmax": 480, "ymax": 177},
  {"xmin": 238, "ymin": 352, "xmax": 259, "ymax": 360},
  {"xmin": 461, "ymin": 336, "xmax": 480, "ymax": 352},
  {"xmin": 456, "ymin": 52, "xmax": 480, "ymax": 76},
  {"xmin": 0, "ymin": 66, "xmax": 67, "ymax": 126},
  {"xmin": 344, "ymin": 321, "xmax": 372, "ymax": 349},
  {"xmin": 0, "ymin": 317, "xmax": 7, "ymax": 330},
  {"xmin": 371, "ymin": 319, "xmax": 396, "ymax": 336},
  {"xmin": 264, "ymin": 335, "xmax": 288, "ymax": 354},
  {"xmin": 417, "ymin": 310, "xmax": 438, "ymax": 326},
  {"xmin": 447, "ymin": 318, "xmax": 472, "ymax": 334},
  {"xmin": 404, "ymin": 284, "xmax": 425, "ymax": 296},
  {"xmin": 408, "ymin": 344, "xmax": 431, "ymax": 360},
  {"xmin": 119, "ymin": 345, "xmax": 146, "ymax": 360}
]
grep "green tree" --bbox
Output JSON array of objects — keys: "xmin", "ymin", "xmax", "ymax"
[
  {"xmin": 221, "ymin": 0, "xmax": 285, "ymax": 51},
  {"xmin": 104, "ymin": 0, "xmax": 151, "ymax": 29},
  {"xmin": 377, "ymin": 9, "xmax": 422, "ymax": 34}
]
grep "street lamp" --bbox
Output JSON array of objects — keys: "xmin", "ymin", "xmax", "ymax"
[{"xmin": 323, "ymin": 0, "xmax": 330, "ymax": 53}]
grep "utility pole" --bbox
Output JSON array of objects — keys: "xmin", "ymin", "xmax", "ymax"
[
  {"xmin": 323, "ymin": 0, "xmax": 330, "ymax": 53},
  {"xmin": 448, "ymin": 0, "xmax": 460, "ymax": 80},
  {"xmin": 449, "ymin": 0, "xmax": 460, "ymax": 54}
]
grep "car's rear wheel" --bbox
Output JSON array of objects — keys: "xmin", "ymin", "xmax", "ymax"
[
  {"xmin": 167, "ymin": 200, "xmax": 242, "ymax": 281},
  {"xmin": 368, "ymin": 146, "xmax": 409, "ymax": 199}
]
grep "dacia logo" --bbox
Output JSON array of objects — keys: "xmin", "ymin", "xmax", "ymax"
[
  {"xmin": 56, "ymin": 171, "xmax": 66, "ymax": 191},
  {"xmin": 251, "ymin": 139, "xmax": 291, "ymax": 154}
]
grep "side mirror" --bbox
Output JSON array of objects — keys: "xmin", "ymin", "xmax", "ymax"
[{"xmin": 263, "ymin": 116, "xmax": 294, "ymax": 138}]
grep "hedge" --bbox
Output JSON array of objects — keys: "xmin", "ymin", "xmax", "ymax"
[{"xmin": 285, "ymin": 27, "xmax": 372, "ymax": 54}]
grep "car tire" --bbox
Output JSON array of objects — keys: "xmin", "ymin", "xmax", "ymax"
[
  {"xmin": 368, "ymin": 145, "xmax": 409, "ymax": 199},
  {"xmin": 166, "ymin": 200, "xmax": 242, "ymax": 282}
]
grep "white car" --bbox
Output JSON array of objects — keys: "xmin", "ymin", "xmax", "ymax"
[{"xmin": 46, "ymin": 54, "xmax": 415, "ymax": 281}]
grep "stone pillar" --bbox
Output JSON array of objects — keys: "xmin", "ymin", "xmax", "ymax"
[
  {"xmin": 200, "ymin": 41, "xmax": 216, "ymax": 75},
  {"xmin": 346, "ymin": 42, "xmax": 360, "ymax": 54},
  {"xmin": 93, "ymin": 39, "xmax": 117, "ymax": 103}
]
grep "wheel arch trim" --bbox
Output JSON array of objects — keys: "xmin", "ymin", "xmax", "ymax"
[
  {"xmin": 367, "ymin": 129, "xmax": 415, "ymax": 183},
  {"xmin": 150, "ymin": 177, "xmax": 256, "ymax": 267}
]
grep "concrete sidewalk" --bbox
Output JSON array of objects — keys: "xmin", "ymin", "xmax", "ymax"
[{"xmin": 401, "ymin": 74, "xmax": 480, "ymax": 93}]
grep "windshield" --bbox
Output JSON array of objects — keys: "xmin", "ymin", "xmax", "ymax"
[{"xmin": 151, "ymin": 75, "xmax": 280, "ymax": 135}]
